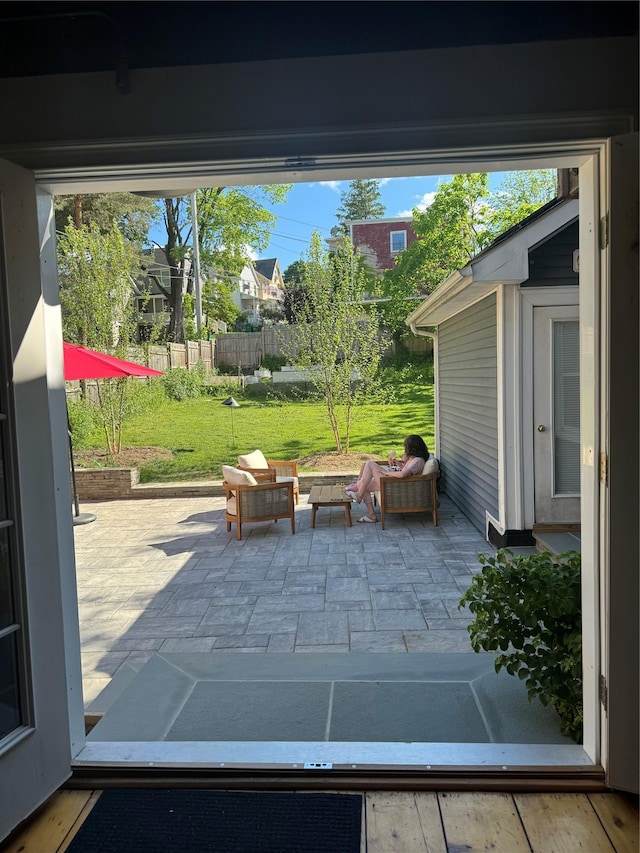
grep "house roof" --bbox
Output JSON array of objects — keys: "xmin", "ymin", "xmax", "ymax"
[
  {"xmin": 406, "ymin": 198, "xmax": 579, "ymax": 329},
  {"xmin": 349, "ymin": 217, "xmax": 413, "ymax": 227},
  {"xmin": 254, "ymin": 258, "xmax": 279, "ymax": 281}
]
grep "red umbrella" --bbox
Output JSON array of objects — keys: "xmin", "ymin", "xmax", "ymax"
[
  {"xmin": 63, "ymin": 342, "xmax": 163, "ymax": 380},
  {"xmin": 63, "ymin": 343, "xmax": 163, "ymax": 524}
]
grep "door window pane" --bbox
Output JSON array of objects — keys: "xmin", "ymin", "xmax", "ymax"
[
  {"xmin": 553, "ymin": 320, "xmax": 580, "ymax": 494},
  {"xmin": 390, "ymin": 230, "xmax": 407, "ymax": 253},
  {"xmin": 0, "ymin": 528, "xmax": 14, "ymax": 629},
  {"xmin": 0, "ymin": 632, "xmax": 21, "ymax": 739},
  {"xmin": 0, "ymin": 222, "xmax": 27, "ymax": 739},
  {"xmin": 0, "ymin": 419, "xmax": 6, "ymax": 521}
]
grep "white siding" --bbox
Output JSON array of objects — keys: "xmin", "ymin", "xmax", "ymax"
[{"xmin": 438, "ymin": 294, "xmax": 499, "ymax": 532}]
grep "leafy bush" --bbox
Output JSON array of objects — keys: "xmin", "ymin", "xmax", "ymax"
[
  {"xmin": 67, "ymin": 398, "xmax": 99, "ymax": 447},
  {"xmin": 459, "ymin": 548, "xmax": 582, "ymax": 741},
  {"xmin": 380, "ymin": 345, "xmax": 433, "ymax": 372},
  {"xmin": 123, "ymin": 377, "xmax": 166, "ymax": 418},
  {"xmin": 162, "ymin": 365, "xmax": 204, "ymax": 401},
  {"xmin": 215, "ymin": 362, "xmax": 241, "ymax": 376},
  {"xmin": 259, "ymin": 354, "xmax": 287, "ymax": 372},
  {"xmin": 202, "ymin": 377, "xmax": 246, "ymax": 398}
]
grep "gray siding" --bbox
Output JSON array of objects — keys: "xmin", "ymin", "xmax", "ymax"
[
  {"xmin": 522, "ymin": 220, "xmax": 579, "ymax": 287},
  {"xmin": 438, "ymin": 294, "xmax": 499, "ymax": 532}
]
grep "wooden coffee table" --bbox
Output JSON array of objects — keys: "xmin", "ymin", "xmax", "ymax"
[{"xmin": 308, "ymin": 484, "xmax": 353, "ymax": 528}]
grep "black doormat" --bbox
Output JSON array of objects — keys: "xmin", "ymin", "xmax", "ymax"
[{"xmin": 66, "ymin": 788, "xmax": 362, "ymax": 853}]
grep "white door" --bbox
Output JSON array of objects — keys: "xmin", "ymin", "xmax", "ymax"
[
  {"xmin": 0, "ymin": 158, "xmax": 74, "ymax": 841},
  {"xmin": 601, "ymin": 132, "xmax": 638, "ymax": 793},
  {"xmin": 533, "ymin": 305, "xmax": 581, "ymax": 525}
]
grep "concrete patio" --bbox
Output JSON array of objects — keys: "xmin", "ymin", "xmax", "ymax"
[{"xmin": 73, "ymin": 490, "xmax": 571, "ymax": 745}]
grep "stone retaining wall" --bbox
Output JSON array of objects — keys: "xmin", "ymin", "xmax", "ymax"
[{"xmin": 74, "ymin": 467, "xmax": 355, "ymax": 501}]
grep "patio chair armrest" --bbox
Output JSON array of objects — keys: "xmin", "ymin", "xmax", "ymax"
[{"xmin": 236, "ymin": 466, "xmax": 277, "ymax": 483}]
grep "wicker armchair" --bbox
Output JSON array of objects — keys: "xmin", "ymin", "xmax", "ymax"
[
  {"xmin": 237, "ymin": 449, "xmax": 300, "ymax": 505},
  {"xmin": 223, "ymin": 478, "xmax": 295, "ymax": 541},
  {"xmin": 378, "ymin": 472, "xmax": 439, "ymax": 529}
]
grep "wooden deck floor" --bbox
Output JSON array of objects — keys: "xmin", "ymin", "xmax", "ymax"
[{"xmin": 1, "ymin": 788, "xmax": 638, "ymax": 852}]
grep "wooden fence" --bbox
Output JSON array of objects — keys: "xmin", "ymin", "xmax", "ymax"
[
  {"xmin": 214, "ymin": 327, "xmax": 298, "ymax": 370},
  {"xmin": 212, "ymin": 326, "xmax": 432, "ymax": 370},
  {"xmin": 147, "ymin": 340, "xmax": 214, "ymax": 373},
  {"xmin": 66, "ymin": 330, "xmax": 431, "ymax": 399}
]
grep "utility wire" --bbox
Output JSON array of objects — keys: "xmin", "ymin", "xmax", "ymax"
[{"xmin": 235, "ymin": 186, "xmax": 333, "ymax": 232}]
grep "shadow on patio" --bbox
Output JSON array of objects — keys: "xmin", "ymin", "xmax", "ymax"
[{"xmin": 73, "ymin": 492, "xmax": 572, "ymax": 747}]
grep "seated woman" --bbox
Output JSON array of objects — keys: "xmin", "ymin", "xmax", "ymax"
[{"xmin": 345, "ymin": 434, "xmax": 432, "ymax": 523}]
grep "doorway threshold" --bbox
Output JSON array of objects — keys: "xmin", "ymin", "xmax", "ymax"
[{"xmin": 73, "ymin": 739, "xmax": 593, "ymax": 771}]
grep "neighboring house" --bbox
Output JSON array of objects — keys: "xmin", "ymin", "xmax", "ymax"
[
  {"xmin": 254, "ymin": 257, "xmax": 286, "ymax": 310},
  {"xmin": 136, "ymin": 248, "xmax": 238, "ymax": 338},
  {"xmin": 347, "ymin": 217, "xmax": 419, "ymax": 274},
  {"xmin": 230, "ymin": 263, "xmax": 262, "ymax": 323},
  {"xmin": 230, "ymin": 258, "xmax": 285, "ymax": 324},
  {"xmin": 406, "ymin": 197, "xmax": 580, "ymax": 547},
  {"xmin": 134, "ymin": 248, "xmax": 173, "ymax": 339}
]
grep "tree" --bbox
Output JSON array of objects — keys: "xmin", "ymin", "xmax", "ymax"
[
  {"xmin": 157, "ymin": 185, "xmax": 292, "ymax": 343},
  {"xmin": 282, "ymin": 259, "xmax": 311, "ymax": 323},
  {"xmin": 57, "ymin": 220, "xmax": 144, "ymax": 455},
  {"xmin": 487, "ymin": 169, "xmax": 557, "ymax": 234},
  {"xmin": 202, "ymin": 276, "xmax": 240, "ymax": 330},
  {"xmin": 380, "ymin": 173, "xmax": 491, "ymax": 335},
  {"xmin": 259, "ymin": 305, "xmax": 286, "ymax": 324},
  {"xmin": 332, "ymin": 178, "xmax": 385, "ymax": 236},
  {"xmin": 54, "ymin": 192, "xmax": 159, "ymax": 247},
  {"xmin": 281, "ymin": 231, "xmax": 388, "ymax": 453},
  {"xmin": 380, "ymin": 170, "xmax": 557, "ymax": 337}
]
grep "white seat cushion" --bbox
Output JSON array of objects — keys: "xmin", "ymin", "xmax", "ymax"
[
  {"xmin": 226, "ymin": 496, "xmax": 237, "ymax": 515},
  {"xmin": 276, "ymin": 475, "xmax": 298, "ymax": 489},
  {"xmin": 222, "ymin": 465, "xmax": 258, "ymax": 486},
  {"xmin": 237, "ymin": 449, "xmax": 269, "ymax": 469},
  {"xmin": 422, "ymin": 456, "xmax": 439, "ymax": 475}
]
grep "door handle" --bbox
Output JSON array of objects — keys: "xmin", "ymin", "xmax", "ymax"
[{"xmin": 537, "ymin": 424, "xmax": 546, "ymax": 432}]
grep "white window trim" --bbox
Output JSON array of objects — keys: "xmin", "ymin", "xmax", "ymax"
[{"xmin": 389, "ymin": 229, "xmax": 407, "ymax": 253}]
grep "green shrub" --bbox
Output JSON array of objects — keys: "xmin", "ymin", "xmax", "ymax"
[
  {"xmin": 202, "ymin": 377, "xmax": 246, "ymax": 398},
  {"xmin": 67, "ymin": 398, "xmax": 99, "ymax": 447},
  {"xmin": 216, "ymin": 362, "xmax": 240, "ymax": 376},
  {"xmin": 259, "ymin": 354, "xmax": 287, "ymax": 372},
  {"xmin": 380, "ymin": 345, "xmax": 433, "ymax": 372},
  {"xmin": 459, "ymin": 548, "xmax": 582, "ymax": 742},
  {"xmin": 123, "ymin": 376, "xmax": 166, "ymax": 418},
  {"xmin": 162, "ymin": 366, "xmax": 204, "ymax": 401}
]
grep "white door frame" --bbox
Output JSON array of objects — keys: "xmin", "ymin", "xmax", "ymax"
[
  {"xmin": 597, "ymin": 133, "xmax": 639, "ymax": 792},
  {"xmin": 22, "ymin": 140, "xmax": 607, "ymax": 774}
]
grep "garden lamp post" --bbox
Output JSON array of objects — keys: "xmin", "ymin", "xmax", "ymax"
[{"xmin": 221, "ymin": 396, "xmax": 240, "ymax": 447}]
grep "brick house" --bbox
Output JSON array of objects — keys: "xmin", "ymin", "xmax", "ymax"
[{"xmin": 348, "ymin": 217, "xmax": 419, "ymax": 274}]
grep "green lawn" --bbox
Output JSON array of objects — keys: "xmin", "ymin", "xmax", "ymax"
[{"xmin": 80, "ymin": 368, "xmax": 435, "ymax": 483}]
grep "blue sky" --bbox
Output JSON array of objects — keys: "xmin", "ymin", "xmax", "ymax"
[
  {"xmin": 148, "ymin": 171, "xmax": 509, "ymax": 272},
  {"xmin": 253, "ymin": 172, "xmax": 508, "ymax": 271}
]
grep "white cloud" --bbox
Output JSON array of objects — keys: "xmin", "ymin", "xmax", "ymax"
[
  {"xmin": 318, "ymin": 180, "xmax": 342, "ymax": 193},
  {"xmin": 245, "ymin": 245, "xmax": 259, "ymax": 260},
  {"xmin": 395, "ymin": 191, "xmax": 437, "ymax": 218}
]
